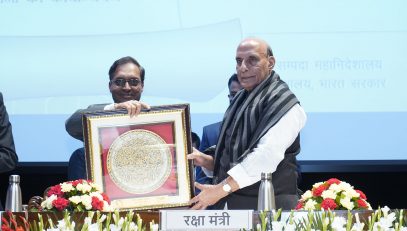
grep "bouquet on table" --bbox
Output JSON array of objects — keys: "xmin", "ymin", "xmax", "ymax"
[
  {"xmin": 41, "ymin": 179, "xmax": 111, "ymax": 212},
  {"xmin": 295, "ymin": 178, "xmax": 372, "ymax": 210}
]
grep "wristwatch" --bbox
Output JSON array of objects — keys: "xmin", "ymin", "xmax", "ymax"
[{"xmin": 222, "ymin": 180, "xmax": 232, "ymax": 194}]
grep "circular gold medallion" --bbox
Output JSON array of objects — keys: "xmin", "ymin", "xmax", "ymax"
[{"xmin": 107, "ymin": 129, "xmax": 172, "ymax": 194}]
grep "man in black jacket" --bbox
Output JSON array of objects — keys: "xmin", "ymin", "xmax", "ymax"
[
  {"xmin": 0, "ymin": 92, "xmax": 18, "ymax": 173},
  {"xmin": 0, "ymin": 92, "xmax": 18, "ymax": 210}
]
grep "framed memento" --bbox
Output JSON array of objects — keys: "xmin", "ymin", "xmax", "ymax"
[{"xmin": 83, "ymin": 104, "xmax": 194, "ymax": 210}]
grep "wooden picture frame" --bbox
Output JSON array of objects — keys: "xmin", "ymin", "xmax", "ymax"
[{"xmin": 83, "ymin": 104, "xmax": 194, "ymax": 210}]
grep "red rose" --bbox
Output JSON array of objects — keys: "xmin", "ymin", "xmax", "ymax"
[
  {"xmin": 101, "ymin": 193, "xmax": 110, "ymax": 203},
  {"xmin": 326, "ymin": 178, "xmax": 341, "ymax": 186},
  {"xmin": 295, "ymin": 201, "xmax": 304, "ymax": 210},
  {"xmin": 52, "ymin": 198, "xmax": 69, "ymax": 211},
  {"xmin": 355, "ymin": 190, "xmax": 367, "ymax": 200},
  {"xmin": 1, "ymin": 224, "xmax": 13, "ymax": 231},
  {"xmin": 321, "ymin": 198, "xmax": 338, "ymax": 210},
  {"xmin": 47, "ymin": 184, "xmax": 64, "ymax": 198},
  {"xmin": 91, "ymin": 196, "xmax": 104, "ymax": 211},
  {"xmin": 71, "ymin": 179, "xmax": 85, "ymax": 187},
  {"xmin": 1, "ymin": 217, "xmax": 10, "ymax": 227},
  {"xmin": 313, "ymin": 184, "xmax": 327, "ymax": 197},
  {"xmin": 357, "ymin": 199, "xmax": 368, "ymax": 208}
]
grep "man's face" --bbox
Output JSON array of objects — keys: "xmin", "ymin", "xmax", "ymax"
[
  {"xmin": 228, "ymin": 81, "xmax": 242, "ymax": 103},
  {"xmin": 235, "ymin": 40, "xmax": 275, "ymax": 91},
  {"xmin": 109, "ymin": 62, "xmax": 144, "ymax": 103}
]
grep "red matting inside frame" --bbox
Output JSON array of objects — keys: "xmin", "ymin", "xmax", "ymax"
[{"xmin": 97, "ymin": 122, "xmax": 179, "ymax": 200}]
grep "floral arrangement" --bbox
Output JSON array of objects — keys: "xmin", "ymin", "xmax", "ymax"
[
  {"xmin": 3, "ymin": 208, "xmax": 405, "ymax": 231},
  {"xmin": 256, "ymin": 207, "xmax": 406, "ymax": 231},
  {"xmin": 40, "ymin": 179, "xmax": 111, "ymax": 212},
  {"xmin": 295, "ymin": 178, "xmax": 372, "ymax": 210},
  {"xmin": 1, "ymin": 210, "xmax": 158, "ymax": 231}
]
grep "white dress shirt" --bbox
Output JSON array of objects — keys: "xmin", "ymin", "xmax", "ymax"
[{"xmin": 203, "ymin": 103, "xmax": 306, "ymax": 189}]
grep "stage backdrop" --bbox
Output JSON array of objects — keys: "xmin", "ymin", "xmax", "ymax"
[{"xmin": 0, "ymin": 0, "xmax": 406, "ymax": 162}]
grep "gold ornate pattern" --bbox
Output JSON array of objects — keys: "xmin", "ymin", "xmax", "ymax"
[{"xmin": 107, "ymin": 129, "xmax": 172, "ymax": 194}]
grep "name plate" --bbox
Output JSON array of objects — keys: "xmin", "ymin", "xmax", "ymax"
[{"xmin": 160, "ymin": 210, "xmax": 253, "ymax": 230}]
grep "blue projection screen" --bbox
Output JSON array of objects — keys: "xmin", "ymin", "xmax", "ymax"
[{"xmin": 0, "ymin": 0, "xmax": 406, "ymax": 162}]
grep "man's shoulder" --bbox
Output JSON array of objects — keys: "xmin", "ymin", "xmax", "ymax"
[
  {"xmin": 203, "ymin": 121, "xmax": 222, "ymax": 131},
  {"xmin": 68, "ymin": 103, "xmax": 110, "ymax": 118}
]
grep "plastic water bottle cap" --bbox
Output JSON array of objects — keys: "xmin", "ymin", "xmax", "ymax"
[{"xmin": 9, "ymin": 175, "xmax": 20, "ymax": 183}]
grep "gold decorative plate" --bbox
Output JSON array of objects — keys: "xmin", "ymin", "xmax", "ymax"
[{"xmin": 107, "ymin": 129, "xmax": 172, "ymax": 194}]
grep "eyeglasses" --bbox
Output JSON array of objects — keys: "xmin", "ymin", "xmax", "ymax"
[{"xmin": 111, "ymin": 78, "xmax": 141, "ymax": 87}]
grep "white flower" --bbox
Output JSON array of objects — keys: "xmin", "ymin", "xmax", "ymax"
[
  {"xmin": 56, "ymin": 219, "xmax": 66, "ymax": 229},
  {"xmin": 351, "ymin": 213, "xmax": 365, "ymax": 231},
  {"xmin": 60, "ymin": 183, "xmax": 74, "ymax": 192},
  {"xmin": 90, "ymin": 182, "xmax": 102, "ymax": 192},
  {"xmin": 129, "ymin": 222, "xmax": 137, "ymax": 231},
  {"xmin": 301, "ymin": 190, "xmax": 313, "ymax": 200},
  {"xmin": 109, "ymin": 224, "xmax": 122, "ymax": 231},
  {"xmin": 340, "ymin": 197, "xmax": 354, "ymax": 210},
  {"xmin": 103, "ymin": 201, "xmax": 112, "ymax": 211},
  {"xmin": 271, "ymin": 221, "xmax": 285, "ymax": 231},
  {"xmin": 350, "ymin": 222, "xmax": 365, "ymax": 231},
  {"xmin": 331, "ymin": 217, "xmax": 346, "ymax": 230},
  {"xmin": 373, "ymin": 219, "xmax": 395, "ymax": 231},
  {"xmin": 83, "ymin": 217, "xmax": 92, "ymax": 226},
  {"xmin": 88, "ymin": 223, "xmax": 99, "ymax": 231},
  {"xmin": 89, "ymin": 192, "xmax": 103, "ymax": 200},
  {"xmin": 69, "ymin": 195, "xmax": 82, "ymax": 204},
  {"xmin": 342, "ymin": 188, "xmax": 359, "ymax": 198},
  {"xmin": 337, "ymin": 182, "xmax": 353, "ymax": 192},
  {"xmin": 331, "ymin": 216, "xmax": 347, "ymax": 231},
  {"xmin": 56, "ymin": 219, "xmax": 75, "ymax": 231},
  {"xmin": 150, "ymin": 224, "xmax": 159, "ymax": 231},
  {"xmin": 329, "ymin": 183, "xmax": 342, "ymax": 193},
  {"xmin": 81, "ymin": 195, "xmax": 93, "ymax": 210},
  {"xmin": 381, "ymin": 206, "xmax": 391, "ymax": 216},
  {"xmin": 304, "ymin": 199, "xmax": 318, "ymax": 210},
  {"xmin": 350, "ymin": 213, "xmax": 365, "ymax": 231},
  {"xmin": 41, "ymin": 194, "xmax": 57, "ymax": 210},
  {"xmin": 77, "ymin": 183, "xmax": 92, "ymax": 193},
  {"xmin": 321, "ymin": 189, "xmax": 337, "ymax": 200},
  {"xmin": 376, "ymin": 212, "xmax": 396, "ymax": 230},
  {"xmin": 313, "ymin": 182, "xmax": 323, "ymax": 188}
]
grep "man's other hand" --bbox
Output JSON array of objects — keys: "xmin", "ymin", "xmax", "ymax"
[{"xmin": 187, "ymin": 148, "xmax": 215, "ymax": 171}]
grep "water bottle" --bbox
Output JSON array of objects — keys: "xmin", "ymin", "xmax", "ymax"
[
  {"xmin": 257, "ymin": 172, "xmax": 276, "ymax": 211},
  {"xmin": 5, "ymin": 175, "xmax": 22, "ymax": 212}
]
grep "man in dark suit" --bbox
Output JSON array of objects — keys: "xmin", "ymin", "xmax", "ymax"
[
  {"xmin": 0, "ymin": 92, "xmax": 18, "ymax": 210},
  {"xmin": 66, "ymin": 56, "xmax": 150, "ymax": 180},
  {"xmin": 195, "ymin": 74, "xmax": 242, "ymax": 187},
  {"xmin": 199, "ymin": 74, "xmax": 242, "ymax": 152},
  {"xmin": 0, "ymin": 92, "xmax": 18, "ymax": 173}
]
